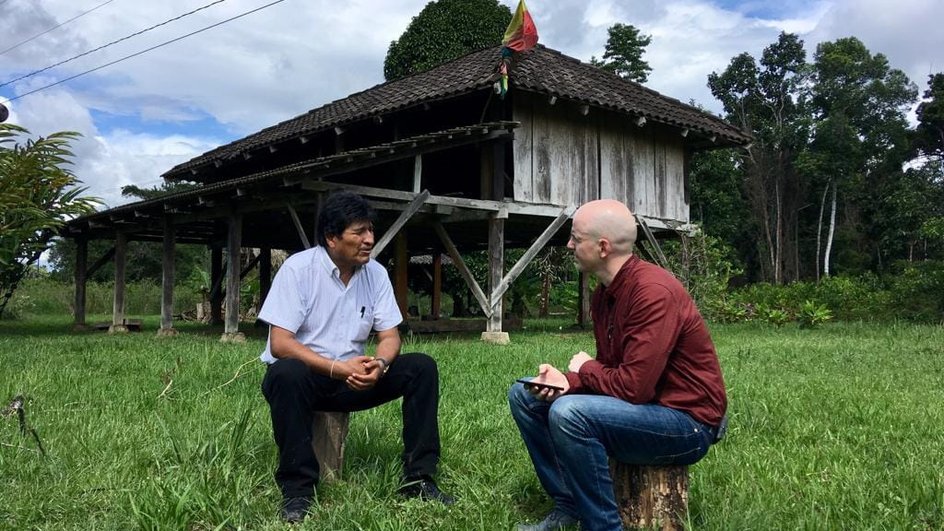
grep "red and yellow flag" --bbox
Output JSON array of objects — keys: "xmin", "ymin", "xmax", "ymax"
[{"xmin": 502, "ymin": 0, "xmax": 539, "ymax": 52}]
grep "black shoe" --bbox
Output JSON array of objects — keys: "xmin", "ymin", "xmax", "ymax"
[
  {"xmin": 398, "ymin": 476, "xmax": 456, "ymax": 505},
  {"xmin": 281, "ymin": 496, "xmax": 311, "ymax": 523}
]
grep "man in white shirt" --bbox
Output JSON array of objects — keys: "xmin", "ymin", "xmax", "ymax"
[{"xmin": 259, "ymin": 191, "xmax": 453, "ymax": 523}]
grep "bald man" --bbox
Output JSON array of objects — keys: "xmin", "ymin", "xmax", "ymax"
[{"xmin": 510, "ymin": 199, "xmax": 727, "ymax": 531}]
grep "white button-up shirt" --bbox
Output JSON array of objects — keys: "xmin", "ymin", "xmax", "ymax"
[{"xmin": 258, "ymin": 246, "xmax": 402, "ymax": 364}]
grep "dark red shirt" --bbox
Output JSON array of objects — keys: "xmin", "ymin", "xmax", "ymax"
[{"xmin": 564, "ymin": 255, "xmax": 727, "ymax": 426}]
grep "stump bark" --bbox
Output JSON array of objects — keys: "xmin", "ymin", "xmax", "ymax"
[
  {"xmin": 610, "ymin": 462, "xmax": 689, "ymax": 531},
  {"xmin": 311, "ymin": 411, "xmax": 350, "ymax": 482}
]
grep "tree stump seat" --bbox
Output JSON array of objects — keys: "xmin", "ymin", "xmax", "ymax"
[
  {"xmin": 610, "ymin": 461, "xmax": 689, "ymax": 531},
  {"xmin": 311, "ymin": 411, "xmax": 350, "ymax": 482}
]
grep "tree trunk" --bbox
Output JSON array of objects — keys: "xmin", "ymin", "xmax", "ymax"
[
  {"xmin": 824, "ymin": 183, "xmax": 838, "ymax": 277},
  {"xmin": 774, "ymin": 177, "xmax": 783, "ymax": 284},
  {"xmin": 815, "ymin": 182, "xmax": 828, "ymax": 282},
  {"xmin": 539, "ymin": 273, "xmax": 551, "ymax": 318}
]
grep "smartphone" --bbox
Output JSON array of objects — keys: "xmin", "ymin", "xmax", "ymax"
[{"xmin": 516, "ymin": 378, "xmax": 564, "ymax": 391}]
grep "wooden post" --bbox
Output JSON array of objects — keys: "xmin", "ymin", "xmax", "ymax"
[
  {"xmin": 109, "ymin": 232, "xmax": 128, "ymax": 334},
  {"xmin": 431, "ymin": 252, "xmax": 442, "ymax": 320},
  {"xmin": 210, "ymin": 245, "xmax": 223, "ymax": 325},
  {"xmin": 610, "ymin": 463, "xmax": 689, "ymax": 531},
  {"xmin": 259, "ymin": 247, "xmax": 272, "ymax": 305},
  {"xmin": 158, "ymin": 218, "xmax": 178, "ymax": 337},
  {"xmin": 73, "ymin": 237, "xmax": 88, "ymax": 330},
  {"xmin": 394, "ymin": 233, "xmax": 408, "ymax": 318},
  {"xmin": 311, "ymin": 411, "xmax": 350, "ymax": 482},
  {"xmin": 577, "ymin": 271, "xmax": 591, "ymax": 327},
  {"xmin": 221, "ymin": 213, "xmax": 245, "ymax": 342},
  {"xmin": 482, "ymin": 213, "xmax": 508, "ymax": 344}
]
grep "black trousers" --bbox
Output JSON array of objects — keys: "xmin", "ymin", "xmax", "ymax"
[{"xmin": 261, "ymin": 353, "xmax": 441, "ymax": 498}]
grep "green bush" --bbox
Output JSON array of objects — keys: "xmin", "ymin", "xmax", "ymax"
[
  {"xmin": 8, "ymin": 278, "xmax": 204, "ymax": 318},
  {"xmin": 661, "ymin": 229, "xmax": 742, "ymax": 322},
  {"xmin": 886, "ymin": 260, "xmax": 944, "ymax": 323}
]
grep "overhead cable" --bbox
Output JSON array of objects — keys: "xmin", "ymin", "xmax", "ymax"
[
  {"xmin": 1, "ymin": 0, "xmax": 229, "ymax": 89},
  {"xmin": 0, "ymin": 0, "xmax": 287, "ymax": 105},
  {"xmin": 0, "ymin": 0, "xmax": 119, "ymax": 56}
]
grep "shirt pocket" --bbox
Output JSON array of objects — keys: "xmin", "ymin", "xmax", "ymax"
[{"xmin": 354, "ymin": 304, "xmax": 374, "ymax": 341}]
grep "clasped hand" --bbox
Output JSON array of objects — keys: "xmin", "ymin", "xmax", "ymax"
[{"xmin": 332, "ymin": 356, "xmax": 385, "ymax": 391}]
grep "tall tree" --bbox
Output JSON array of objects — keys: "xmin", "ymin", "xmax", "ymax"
[
  {"xmin": 384, "ymin": 0, "xmax": 511, "ymax": 81},
  {"xmin": 590, "ymin": 23, "xmax": 652, "ymax": 83},
  {"xmin": 807, "ymin": 37, "xmax": 917, "ymax": 274},
  {"xmin": 708, "ymin": 32, "xmax": 810, "ymax": 283},
  {"xmin": 0, "ymin": 124, "xmax": 99, "ymax": 317},
  {"xmin": 915, "ymin": 73, "xmax": 944, "ymax": 161}
]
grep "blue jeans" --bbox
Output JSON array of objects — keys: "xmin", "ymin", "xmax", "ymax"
[{"xmin": 508, "ymin": 383, "xmax": 714, "ymax": 531}]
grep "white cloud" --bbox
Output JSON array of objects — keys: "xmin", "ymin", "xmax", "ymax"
[{"xmin": 3, "ymin": 0, "xmax": 943, "ymax": 213}]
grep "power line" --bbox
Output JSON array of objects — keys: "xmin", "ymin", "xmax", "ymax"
[
  {"xmin": 1, "ymin": 0, "xmax": 229, "ymax": 89},
  {"xmin": 1, "ymin": 0, "xmax": 288, "ymax": 105},
  {"xmin": 0, "ymin": 0, "xmax": 119, "ymax": 56}
]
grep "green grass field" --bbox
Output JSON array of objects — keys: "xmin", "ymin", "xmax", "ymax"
[{"xmin": 1, "ymin": 317, "xmax": 943, "ymax": 530}]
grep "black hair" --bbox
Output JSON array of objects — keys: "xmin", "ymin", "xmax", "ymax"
[{"xmin": 316, "ymin": 191, "xmax": 376, "ymax": 248}]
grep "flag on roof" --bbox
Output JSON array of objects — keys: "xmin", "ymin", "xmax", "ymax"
[
  {"xmin": 496, "ymin": 1, "xmax": 539, "ymax": 99},
  {"xmin": 502, "ymin": 0, "xmax": 539, "ymax": 52}
]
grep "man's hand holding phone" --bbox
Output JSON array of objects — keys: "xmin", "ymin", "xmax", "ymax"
[{"xmin": 519, "ymin": 363, "xmax": 569, "ymax": 402}]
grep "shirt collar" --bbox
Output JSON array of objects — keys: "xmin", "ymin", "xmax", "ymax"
[
  {"xmin": 314, "ymin": 245, "xmax": 362, "ymax": 282},
  {"xmin": 604, "ymin": 254, "xmax": 639, "ymax": 300}
]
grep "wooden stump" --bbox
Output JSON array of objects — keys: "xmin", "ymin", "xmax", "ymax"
[
  {"xmin": 610, "ymin": 462, "xmax": 689, "ymax": 531},
  {"xmin": 311, "ymin": 411, "xmax": 350, "ymax": 482}
]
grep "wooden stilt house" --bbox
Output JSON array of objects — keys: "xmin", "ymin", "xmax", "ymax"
[{"xmin": 62, "ymin": 44, "xmax": 750, "ymax": 341}]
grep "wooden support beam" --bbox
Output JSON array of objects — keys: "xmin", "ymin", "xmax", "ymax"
[
  {"xmin": 86, "ymin": 246, "xmax": 116, "ymax": 278},
  {"xmin": 432, "ymin": 222, "xmax": 491, "ymax": 317},
  {"xmin": 222, "ymin": 212, "xmax": 244, "ymax": 340},
  {"xmin": 490, "ymin": 208, "xmax": 572, "ymax": 303},
  {"xmin": 300, "ymin": 179, "xmax": 567, "ymax": 218},
  {"xmin": 210, "ymin": 246, "xmax": 224, "ymax": 325},
  {"xmin": 110, "ymin": 232, "xmax": 128, "ymax": 333},
  {"xmin": 635, "ymin": 116, "xmax": 647, "ymax": 127},
  {"xmin": 259, "ymin": 247, "xmax": 272, "ymax": 307},
  {"xmin": 370, "ymin": 190, "xmax": 430, "ymax": 259},
  {"xmin": 431, "ymin": 252, "xmax": 442, "ymax": 320},
  {"xmin": 412, "ymin": 154, "xmax": 422, "ymax": 193},
  {"xmin": 579, "ymin": 104, "xmax": 590, "ymax": 116},
  {"xmin": 635, "ymin": 214, "xmax": 670, "ymax": 271},
  {"xmin": 286, "ymin": 203, "xmax": 312, "ymax": 249},
  {"xmin": 394, "ymin": 233, "xmax": 408, "ymax": 318},
  {"xmin": 548, "ymin": 95, "xmax": 557, "ymax": 105},
  {"xmin": 73, "ymin": 237, "xmax": 88, "ymax": 329},
  {"xmin": 159, "ymin": 218, "xmax": 177, "ymax": 336},
  {"xmin": 484, "ymin": 214, "xmax": 507, "ymax": 343},
  {"xmin": 240, "ymin": 252, "xmax": 262, "ymax": 280},
  {"xmin": 577, "ymin": 271, "xmax": 590, "ymax": 327}
]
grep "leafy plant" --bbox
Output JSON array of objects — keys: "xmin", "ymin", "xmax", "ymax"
[
  {"xmin": 0, "ymin": 124, "xmax": 100, "ymax": 318},
  {"xmin": 798, "ymin": 300, "xmax": 833, "ymax": 329}
]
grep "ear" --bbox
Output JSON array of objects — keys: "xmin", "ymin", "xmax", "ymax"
[
  {"xmin": 598, "ymin": 238, "xmax": 612, "ymax": 258},
  {"xmin": 325, "ymin": 234, "xmax": 338, "ymax": 249}
]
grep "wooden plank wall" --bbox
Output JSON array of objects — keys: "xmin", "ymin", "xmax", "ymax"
[
  {"xmin": 514, "ymin": 93, "xmax": 689, "ymax": 224},
  {"xmin": 513, "ymin": 94, "xmax": 598, "ymax": 207}
]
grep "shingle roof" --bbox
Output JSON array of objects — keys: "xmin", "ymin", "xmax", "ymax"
[{"xmin": 165, "ymin": 44, "xmax": 749, "ymax": 180}]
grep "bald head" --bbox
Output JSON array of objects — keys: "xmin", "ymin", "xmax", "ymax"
[{"xmin": 573, "ymin": 199, "xmax": 637, "ymax": 256}]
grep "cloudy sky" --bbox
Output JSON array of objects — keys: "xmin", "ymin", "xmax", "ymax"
[{"xmin": 1, "ymin": 0, "xmax": 942, "ymax": 208}]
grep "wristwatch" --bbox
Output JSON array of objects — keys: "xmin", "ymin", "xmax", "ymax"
[{"xmin": 375, "ymin": 357, "xmax": 390, "ymax": 376}]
